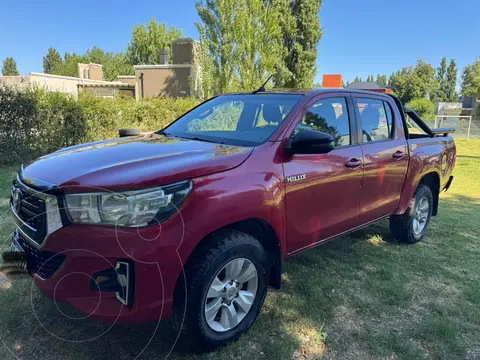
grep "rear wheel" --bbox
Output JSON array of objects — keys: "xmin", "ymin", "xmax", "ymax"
[
  {"xmin": 389, "ymin": 184, "xmax": 433, "ymax": 244},
  {"xmin": 171, "ymin": 229, "xmax": 268, "ymax": 351}
]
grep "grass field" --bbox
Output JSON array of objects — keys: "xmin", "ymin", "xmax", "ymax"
[{"xmin": 0, "ymin": 140, "xmax": 479, "ymax": 360}]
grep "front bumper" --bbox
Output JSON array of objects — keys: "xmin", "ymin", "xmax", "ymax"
[{"xmin": 13, "ymin": 220, "xmax": 199, "ymax": 323}]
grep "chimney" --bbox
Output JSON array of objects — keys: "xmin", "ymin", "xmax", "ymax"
[
  {"xmin": 172, "ymin": 38, "xmax": 195, "ymax": 64},
  {"xmin": 322, "ymin": 74, "xmax": 343, "ymax": 88},
  {"xmin": 159, "ymin": 50, "xmax": 169, "ymax": 65}
]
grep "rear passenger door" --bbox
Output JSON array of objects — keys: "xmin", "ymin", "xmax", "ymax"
[
  {"xmin": 284, "ymin": 94, "xmax": 364, "ymax": 254},
  {"xmin": 352, "ymin": 95, "xmax": 409, "ymax": 224}
]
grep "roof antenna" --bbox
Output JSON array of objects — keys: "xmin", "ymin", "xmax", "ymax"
[{"xmin": 253, "ymin": 74, "xmax": 274, "ymax": 94}]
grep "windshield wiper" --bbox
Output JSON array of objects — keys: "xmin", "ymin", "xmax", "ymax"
[
  {"xmin": 158, "ymin": 130, "xmax": 225, "ymax": 145},
  {"xmin": 187, "ymin": 136, "xmax": 225, "ymax": 145}
]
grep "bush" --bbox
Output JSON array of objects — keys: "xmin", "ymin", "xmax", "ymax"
[
  {"xmin": 406, "ymin": 98, "xmax": 435, "ymax": 119},
  {"xmin": 0, "ymin": 86, "xmax": 199, "ymax": 165}
]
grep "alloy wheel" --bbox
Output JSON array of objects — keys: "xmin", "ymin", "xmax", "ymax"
[
  {"xmin": 204, "ymin": 258, "xmax": 258, "ymax": 332},
  {"xmin": 413, "ymin": 196, "xmax": 429, "ymax": 235}
]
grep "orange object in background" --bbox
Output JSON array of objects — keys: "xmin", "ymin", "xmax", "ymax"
[{"xmin": 322, "ymin": 74, "xmax": 343, "ymax": 88}]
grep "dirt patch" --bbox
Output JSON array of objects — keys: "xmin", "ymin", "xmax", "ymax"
[{"xmin": 0, "ymin": 271, "xmax": 11, "ymax": 290}]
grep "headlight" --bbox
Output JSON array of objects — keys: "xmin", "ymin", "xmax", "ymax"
[{"xmin": 64, "ymin": 180, "xmax": 192, "ymax": 227}]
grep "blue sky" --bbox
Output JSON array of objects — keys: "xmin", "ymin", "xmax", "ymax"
[{"xmin": 1, "ymin": 0, "xmax": 479, "ymax": 85}]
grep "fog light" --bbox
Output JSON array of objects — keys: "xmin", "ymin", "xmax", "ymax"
[
  {"xmin": 115, "ymin": 261, "xmax": 134, "ymax": 308},
  {"xmin": 90, "ymin": 260, "xmax": 134, "ymax": 308}
]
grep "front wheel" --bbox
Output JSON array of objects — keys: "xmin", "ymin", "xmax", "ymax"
[
  {"xmin": 389, "ymin": 184, "xmax": 433, "ymax": 244},
  {"xmin": 171, "ymin": 229, "xmax": 268, "ymax": 351}
]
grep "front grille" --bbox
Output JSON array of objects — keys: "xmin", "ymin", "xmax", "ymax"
[
  {"xmin": 17, "ymin": 233, "xmax": 65, "ymax": 279},
  {"xmin": 11, "ymin": 180, "xmax": 48, "ymax": 244},
  {"xmin": 18, "ymin": 195, "xmax": 44, "ymax": 230}
]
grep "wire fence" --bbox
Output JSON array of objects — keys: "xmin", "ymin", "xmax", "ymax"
[{"xmin": 434, "ymin": 115, "xmax": 480, "ymax": 139}]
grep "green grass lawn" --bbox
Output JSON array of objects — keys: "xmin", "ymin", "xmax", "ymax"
[{"xmin": 0, "ymin": 140, "xmax": 479, "ymax": 360}]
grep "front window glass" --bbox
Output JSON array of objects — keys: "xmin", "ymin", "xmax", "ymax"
[
  {"xmin": 164, "ymin": 94, "xmax": 303, "ymax": 146},
  {"xmin": 296, "ymin": 97, "xmax": 351, "ymax": 147}
]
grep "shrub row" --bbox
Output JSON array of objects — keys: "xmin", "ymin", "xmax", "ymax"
[{"xmin": 0, "ymin": 86, "xmax": 199, "ymax": 165}]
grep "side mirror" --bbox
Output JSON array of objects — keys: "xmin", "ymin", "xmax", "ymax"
[{"xmin": 287, "ymin": 130, "xmax": 335, "ymax": 155}]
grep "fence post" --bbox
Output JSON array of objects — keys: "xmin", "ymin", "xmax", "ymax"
[{"xmin": 467, "ymin": 116, "xmax": 472, "ymax": 140}]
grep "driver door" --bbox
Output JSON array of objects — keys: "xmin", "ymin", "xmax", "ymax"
[{"xmin": 284, "ymin": 94, "xmax": 364, "ymax": 254}]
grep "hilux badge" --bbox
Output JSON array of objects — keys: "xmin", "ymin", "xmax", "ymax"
[{"xmin": 286, "ymin": 174, "xmax": 306, "ymax": 183}]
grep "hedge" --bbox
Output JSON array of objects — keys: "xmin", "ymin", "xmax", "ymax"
[
  {"xmin": 0, "ymin": 86, "xmax": 199, "ymax": 165},
  {"xmin": 405, "ymin": 98, "xmax": 436, "ymax": 120}
]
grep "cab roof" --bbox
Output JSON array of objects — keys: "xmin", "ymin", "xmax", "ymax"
[{"xmin": 228, "ymin": 88, "xmax": 392, "ymax": 99}]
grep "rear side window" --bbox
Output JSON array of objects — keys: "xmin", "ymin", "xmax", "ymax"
[
  {"xmin": 356, "ymin": 98, "xmax": 393, "ymax": 142},
  {"xmin": 296, "ymin": 97, "xmax": 351, "ymax": 147}
]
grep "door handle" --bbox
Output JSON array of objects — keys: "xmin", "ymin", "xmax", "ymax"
[
  {"xmin": 345, "ymin": 158, "xmax": 362, "ymax": 168},
  {"xmin": 392, "ymin": 150, "xmax": 405, "ymax": 159}
]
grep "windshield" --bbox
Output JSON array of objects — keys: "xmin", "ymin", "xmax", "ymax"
[{"xmin": 163, "ymin": 94, "xmax": 303, "ymax": 146}]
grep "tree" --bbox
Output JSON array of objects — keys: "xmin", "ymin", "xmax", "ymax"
[
  {"xmin": 276, "ymin": 0, "xmax": 323, "ymax": 88},
  {"xmin": 196, "ymin": 0, "xmax": 243, "ymax": 93},
  {"xmin": 2, "ymin": 57, "xmax": 19, "ymax": 76},
  {"xmin": 382, "ymin": 74, "xmax": 388, "ymax": 86},
  {"xmin": 353, "ymin": 76, "xmax": 362, "ymax": 82},
  {"xmin": 445, "ymin": 59, "xmax": 458, "ymax": 102},
  {"xmin": 84, "ymin": 46, "xmax": 134, "ymax": 80},
  {"xmin": 127, "ymin": 19, "xmax": 183, "ymax": 65},
  {"xmin": 43, "ymin": 47, "xmax": 63, "ymax": 74},
  {"xmin": 388, "ymin": 72, "xmax": 395, "ymax": 86},
  {"xmin": 51, "ymin": 52, "xmax": 85, "ymax": 77},
  {"xmin": 49, "ymin": 47, "xmax": 134, "ymax": 80},
  {"xmin": 389, "ymin": 59, "xmax": 438, "ymax": 103},
  {"xmin": 431, "ymin": 57, "xmax": 447, "ymax": 103},
  {"xmin": 235, "ymin": 0, "xmax": 283, "ymax": 90},
  {"xmin": 376, "ymin": 74, "xmax": 387, "ymax": 86},
  {"xmin": 437, "ymin": 57, "xmax": 447, "ymax": 84},
  {"xmin": 406, "ymin": 98, "xmax": 435, "ymax": 119},
  {"xmin": 461, "ymin": 60, "xmax": 480, "ymax": 98}
]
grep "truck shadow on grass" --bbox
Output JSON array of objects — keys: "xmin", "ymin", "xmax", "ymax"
[{"xmin": 0, "ymin": 194, "xmax": 479, "ymax": 360}]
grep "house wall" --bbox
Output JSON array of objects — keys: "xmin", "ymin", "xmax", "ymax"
[
  {"xmin": 134, "ymin": 65, "xmax": 192, "ymax": 99},
  {"xmin": 0, "ymin": 76, "xmax": 31, "ymax": 89},
  {"xmin": 30, "ymin": 73, "xmax": 81, "ymax": 94},
  {"xmin": 28, "ymin": 73, "xmax": 126, "ymax": 96},
  {"xmin": 77, "ymin": 63, "xmax": 104, "ymax": 80},
  {"xmin": 116, "ymin": 76, "xmax": 136, "ymax": 85},
  {"xmin": 88, "ymin": 65, "xmax": 103, "ymax": 81}
]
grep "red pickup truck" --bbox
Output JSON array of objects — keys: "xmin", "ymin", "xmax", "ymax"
[{"xmin": 9, "ymin": 89, "xmax": 455, "ymax": 350}]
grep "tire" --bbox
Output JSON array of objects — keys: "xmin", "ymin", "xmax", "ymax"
[
  {"xmin": 118, "ymin": 128, "xmax": 141, "ymax": 137},
  {"xmin": 171, "ymin": 229, "xmax": 269, "ymax": 352},
  {"xmin": 389, "ymin": 184, "xmax": 433, "ymax": 244}
]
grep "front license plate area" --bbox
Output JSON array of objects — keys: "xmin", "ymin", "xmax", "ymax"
[{"xmin": 7, "ymin": 232, "xmax": 28, "ymax": 272}]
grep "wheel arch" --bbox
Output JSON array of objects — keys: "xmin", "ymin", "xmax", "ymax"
[
  {"xmin": 418, "ymin": 172, "xmax": 440, "ymax": 216},
  {"xmin": 175, "ymin": 218, "xmax": 282, "ymax": 298}
]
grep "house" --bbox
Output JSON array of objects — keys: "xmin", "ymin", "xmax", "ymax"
[
  {"xmin": 1, "ymin": 38, "xmax": 199, "ymax": 100},
  {"xmin": 0, "ymin": 63, "xmax": 135, "ymax": 98},
  {"xmin": 132, "ymin": 38, "xmax": 199, "ymax": 99}
]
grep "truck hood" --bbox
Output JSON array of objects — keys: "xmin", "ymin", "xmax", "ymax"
[{"xmin": 20, "ymin": 134, "xmax": 253, "ymax": 192}]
